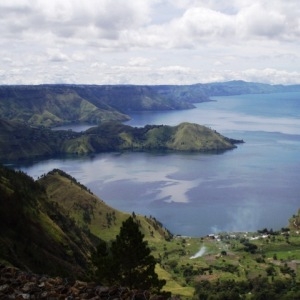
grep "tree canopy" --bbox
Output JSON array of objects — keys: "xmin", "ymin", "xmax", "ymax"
[{"xmin": 92, "ymin": 216, "xmax": 165, "ymax": 292}]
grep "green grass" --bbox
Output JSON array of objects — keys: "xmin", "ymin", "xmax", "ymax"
[
  {"xmin": 37, "ymin": 171, "xmax": 300, "ymax": 297},
  {"xmin": 146, "ymin": 232, "xmax": 300, "ymax": 296},
  {"xmin": 156, "ymin": 265, "xmax": 194, "ymax": 299}
]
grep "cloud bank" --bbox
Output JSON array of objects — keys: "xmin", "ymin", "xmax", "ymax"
[{"xmin": 0, "ymin": 0, "xmax": 299, "ymax": 85}]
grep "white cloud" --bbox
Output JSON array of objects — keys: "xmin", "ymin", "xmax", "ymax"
[
  {"xmin": 0, "ymin": 0, "xmax": 299, "ymax": 85},
  {"xmin": 47, "ymin": 49, "xmax": 70, "ymax": 62},
  {"xmin": 128, "ymin": 57, "xmax": 152, "ymax": 67},
  {"xmin": 241, "ymin": 68, "xmax": 300, "ymax": 85},
  {"xmin": 236, "ymin": 3, "xmax": 286, "ymax": 39}
]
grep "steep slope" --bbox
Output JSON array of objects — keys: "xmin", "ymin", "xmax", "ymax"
[
  {"xmin": 1, "ymin": 82, "xmax": 300, "ymax": 127},
  {"xmin": 0, "ymin": 165, "xmax": 172, "ymax": 278},
  {"xmin": 38, "ymin": 169, "xmax": 172, "ymax": 242},
  {"xmin": 0, "ymin": 85, "xmax": 129, "ymax": 127},
  {"xmin": 0, "ymin": 165, "xmax": 101, "ymax": 278},
  {"xmin": 147, "ymin": 122, "xmax": 239, "ymax": 151}
]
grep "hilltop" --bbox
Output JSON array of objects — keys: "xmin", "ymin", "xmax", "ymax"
[
  {"xmin": 0, "ymin": 166, "xmax": 171, "ymax": 279},
  {"xmin": 0, "ymin": 119, "xmax": 243, "ymax": 161}
]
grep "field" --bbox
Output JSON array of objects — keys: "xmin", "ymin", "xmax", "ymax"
[{"xmin": 147, "ymin": 229, "xmax": 300, "ymax": 298}]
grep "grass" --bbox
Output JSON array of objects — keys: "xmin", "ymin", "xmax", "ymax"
[
  {"xmin": 38, "ymin": 171, "xmax": 300, "ymax": 297},
  {"xmin": 148, "ymin": 232, "xmax": 300, "ymax": 296},
  {"xmin": 156, "ymin": 265, "xmax": 194, "ymax": 299}
]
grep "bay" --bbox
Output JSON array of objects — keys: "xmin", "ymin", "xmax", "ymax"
[{"xmin": 13, "ymin": 92, "xmax": 300, "ymax": 236}]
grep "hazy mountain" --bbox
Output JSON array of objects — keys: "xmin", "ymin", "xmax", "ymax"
[{"xmin": 1, "ymin": 81, "xmax": 299, "ymax": 127}]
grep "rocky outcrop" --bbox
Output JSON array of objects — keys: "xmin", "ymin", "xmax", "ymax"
[{"xmin": 0, "ymin": 265, "xmax": 178, "ymax": 300}]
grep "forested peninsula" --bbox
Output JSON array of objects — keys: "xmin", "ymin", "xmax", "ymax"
[{"xmin": 0, "ymin": 119, "xmax": 243, "ymax": 161}]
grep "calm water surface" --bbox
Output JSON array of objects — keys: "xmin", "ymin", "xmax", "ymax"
[{"xmin": 13, "ymin": 93, "xmax": 300, "ymax": 236}]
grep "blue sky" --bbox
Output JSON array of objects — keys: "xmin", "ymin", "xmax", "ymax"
[{"xmin": 1, "ymin": 0, "xmax": 300, "ymax": 85}]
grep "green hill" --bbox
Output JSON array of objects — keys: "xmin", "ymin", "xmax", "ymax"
[
  {"xmin": 0, "ymin": 164, "xmax": 300, "ymax": 299},
  {"xmin": 0, "ymin": 119, "xmax": 243, "ymax": 161},
  {"xmin": 0, "ymin": 165, "xmax": 171, "ymax": 280},
  {"xmin": 0, "ymin": 85, "xmax": 199, "ymax": 127},
  {"xmin": 0, "ymin": 165, "xmax": 100, "ymax": 278},
  {"xmin": 0, "ymin": 85, "xmax": 130, "ymax": 127},
  {"xmin": 1, "ymin": 82, "xmax": 299, "ymax": 128}
]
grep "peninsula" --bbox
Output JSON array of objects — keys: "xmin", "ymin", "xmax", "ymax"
[{"xmin": 0, "ymin": 120, "xmax": 243, "ymax": 161}]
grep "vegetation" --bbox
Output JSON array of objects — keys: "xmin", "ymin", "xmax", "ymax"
[
  {"xmin": 0, "ymin": 119, "xmax": 243, "ymax": 161},
  {"xmin": 92, "ymin": 216, "xmax": 166, "ymax": 293},
  {"xmin": 194, "ymin": 277, "xmax": 300, "ymax": 299},
  {"xmin": 1, "ymin": 82, "xmax": 300, "ymax": 297},
  {"xmin": 0, "ymin": 164, "xmax": 300, "ymax": 298},
  {"xmin": 0, "ymin": 165, "xmax": 101, "ymax": 278},
  {"xmin": 1, "ymin": 82, "xmax": 300, "ymax": 127}
]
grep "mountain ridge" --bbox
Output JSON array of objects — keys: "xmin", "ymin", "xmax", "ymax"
[
  {"xmin": 1, "ymin": 81, "xmax": 300, "ymax": 127},
  {"xmin": 0, "ymin": 165, "xmax": 171, "ymax": 279}
]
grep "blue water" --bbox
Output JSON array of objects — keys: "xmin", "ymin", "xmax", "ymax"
[{"xmin": 13, "ymin": 92, "xmax": 300, "ymax": 236}]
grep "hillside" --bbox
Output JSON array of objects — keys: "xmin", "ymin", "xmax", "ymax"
[
  {"xmin": 0, "ymin": 165, "xmax": 171, "ymax": 280},
  {"xmin": 0, "ymin": 165, "xmax": 100, "ymax": 278},
  {"xmin": 289, "ymin": 209, "xmax": 300, "ymax": 230},
  {"xmin": 0, "ymin": 85, "xmax": 197, "ymax": 127},
  {"xmin": 1, "ymin": 81, "xmax": 300, "ymax": 127},
  {"xmin": 1, "ymin": 164, "xmax": 300, "ymax": 298},
  {"xmin": 0, "ymin": 119, "xmax": 243, "ymax": 161}
]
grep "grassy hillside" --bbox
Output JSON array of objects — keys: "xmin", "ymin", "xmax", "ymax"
[
  {"xmin": 38, "ymin": 169, "xmax": 172, "ymax": 243},
  {"xmin": 0, "ymin": 165, "xmax": 101, "ymax": 278},
  {"xmin": 0, "ymin": 85, "xmax": 129, "ymax": 127},
  {"xmin": 0, "ymin": 120, "xmax": 243, "ymax": 161},
  {"xmin": 0, "ymin": 85, "xmax": 198, "ymax": 127},
  {"xmin": 0, "ymin": 165, "xmax": 172, "ymax": 278},
  {"xmin": 0, "ymin": 164, "xmax": 299, "ymax": 298},
  {"xmin": 1, "ymin": 82, "xmax": 299, "ymax": 128}
]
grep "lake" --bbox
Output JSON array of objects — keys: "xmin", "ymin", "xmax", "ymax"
[{"xmin": 13, "ymin": 92, "xmax": 300, "ymax": 236}]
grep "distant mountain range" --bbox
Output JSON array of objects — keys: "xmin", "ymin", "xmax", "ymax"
[{"xmin": 1, "ymin": 81, "xmax": 300, "ymax": 127}]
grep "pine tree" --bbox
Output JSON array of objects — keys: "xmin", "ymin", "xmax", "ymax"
[
  {"xmin": 93, "ymin": 216, "xmax": 165, "ymax": 292},
  {"xmin": 92, "ymin": 240, "xmax": 118, "ymax": 286}
]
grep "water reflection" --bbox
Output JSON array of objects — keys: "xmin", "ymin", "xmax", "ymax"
[{"xmin": 13, "ymin": 93, "xmax": 300, "ymax": 236}]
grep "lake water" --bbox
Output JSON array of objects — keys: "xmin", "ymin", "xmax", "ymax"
[{"xmin": 12, "ymin": 92, "xmax": 300, "ymax": 237}]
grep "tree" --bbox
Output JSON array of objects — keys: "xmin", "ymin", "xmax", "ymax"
[
  {"xmin": 92, "ymin": 240, "xmax": 118, "ymax": 286},
  {"xmin": 93, "ymin": 216, "xmax": 165, "ymax": 292}
]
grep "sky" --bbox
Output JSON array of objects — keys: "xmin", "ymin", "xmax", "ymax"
[{"xmin": 1, "ymin": 0, "xmax": 300, "ymax": 85}]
